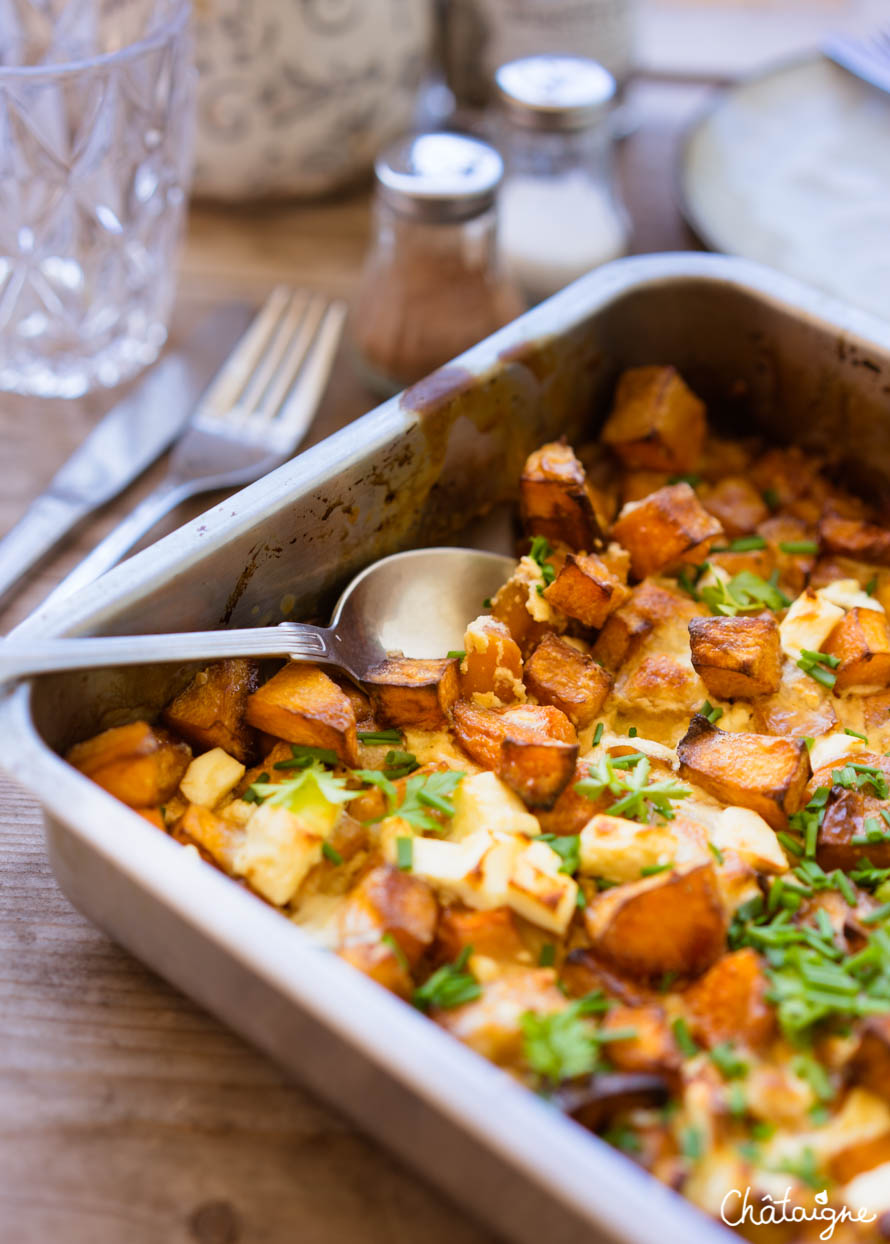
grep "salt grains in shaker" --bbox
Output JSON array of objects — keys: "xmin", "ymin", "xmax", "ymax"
[
  {"xmin": 495, "ymin": 56, "xmax": 630, "ymax": 304},
  {"xmin": 352, "ymin": 133, "xmax": 525, "ymax": 397}
]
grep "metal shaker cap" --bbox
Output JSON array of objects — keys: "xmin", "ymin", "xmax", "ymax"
[
  {"xmin": 375, "ymin": 132, "xmax": 504, "ymax": 223},
  {"xmin": 495, "ymin": 55, "xmax": 616, "ymax": 131}
]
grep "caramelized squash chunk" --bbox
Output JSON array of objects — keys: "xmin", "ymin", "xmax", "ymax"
[
  {"xmin": 688, "ymin": 614, "xmax": 782, "ymax": 699},
  {"xmin": 452, "ymin": 700, "xmax": 579, "ymax": 808},
  {"xmin": 611, "ymin": 483, "xmax": 723, "ymax": 580},
  {"xmin": 600, "ymin": 365, "xmax": 706, "ymax": 473},
  {"xmin": 524, "ymin": 633, "xmax": 613, "ymax": 729},
  {"xmin": 245, "ymin": 662, "xmax": 358, "ymax": 765},
  {"xmin": 700, "ymin": 476, "xmax": 768, "ymax": 537},
  {"xmin": 851, "ymin": 1017, "xmax": 890, "ymax": 1104},
  {"xmin": 435, "ymin": 905, "xmax": 524, "ymax": 964},
  {"xmin": 584, "ymin": 862, "xmax": 727, "ymax": 981},
  {"xmin": 600, "ymin": 1004, "xmax": 681, "ymax": 1075},
  {"xmin": 819, "ymin": 510, "xmax": 890, "ymax": 566},
  {"xmin": 543, "ymin": 551, "xmax": 630, "ymax": 629},
  {"xmin": 682, "ymin": 947, "xmax": 775, "ymax": 1051},
  {"xmin": 66, "ymin": 721, "xmax": 191, "ymax": 808},
  {"xmin": 816, "ymin": 786, "xmax": 890, "ymax": 873},
  {"xmin": 162, "ymin": 658, "xmax": 259, "ymax": 763},
  {"xmin": 363, "ymin": 656, "xmax": 459, "ymax": 730},
  {"xmin": 677, "ymin": 715, "xmax": 809, "ymax": 831},
  {"xmin": 822, "ymin": 606, "xmax": 890, "ymax": 692},
  {"xmin": 593, "ymin": 581, "xmax": 698, "ymax": 672},
  {"xmin": 519, "ymin": 441, "xmax": 604, "ymax": 552},
  {"xmin": 179, "ymin": 803, "xmax": 243, "ymax": 870},
  {"xmin": 338, "ymin": 865, "xmax": 438, "ymax": 997},
  {"xmin": 460, "ymin": 615, "xmax": 524, "ymax": 703}
]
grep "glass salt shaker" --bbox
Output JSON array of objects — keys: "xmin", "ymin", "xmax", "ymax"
[
  {"xmin": 352, "ymin": 132, "xmax": 525, "ymax": 398},
  {"xmin": 495, "ymin": 55, "xmax": 630, "ymax": 305}
]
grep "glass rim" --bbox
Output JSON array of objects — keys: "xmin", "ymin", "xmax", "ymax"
[{"xmin": 0, "ymin": 0, "xmax": 190, "ymax": 81}]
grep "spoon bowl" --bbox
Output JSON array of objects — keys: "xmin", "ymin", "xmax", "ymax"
[{"xmin": 0, "ymin": 548, "xmax": 517, "ymax": 684}]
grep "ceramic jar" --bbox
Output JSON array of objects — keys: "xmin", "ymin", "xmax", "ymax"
[{"xmin": 192, "ymin": 0, "xmax": 433, "ymax": 201}]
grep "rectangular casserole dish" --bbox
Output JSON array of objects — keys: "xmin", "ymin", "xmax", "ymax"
[{"xmin": 3, "ymin": 252, "xmax": 890, "ymax": 1244}]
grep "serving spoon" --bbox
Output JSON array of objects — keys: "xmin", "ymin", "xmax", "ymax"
[{"xmin": 0, "ymin": 548, "xmax": 516, "ymax": 684}]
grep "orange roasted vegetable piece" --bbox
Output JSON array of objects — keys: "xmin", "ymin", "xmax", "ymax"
[
  {"xmin": 459, "ymin": 616, "xmax": 523, "ymax": 702},
  {"xmin": 245, "ymin": 662, "xmax": 358, "ymax": 765},
  {"xmin": 600, "ymin": 1004, "xmax": 681, "ymax": 1076},
  {"xmin": 363, "ymin": 656, "xmax": 459, "ymax": 729},
  {"xmin": 682, "ymin": 947, "xmax": 775, "ymax": 1051},
  {"xmin": 611, "ymin": 483, "xmax": 722, "ymax": 581},
  {"xmin": 688, "ymin": 614, "xmax": 782, "ymax": 699},
  {"xmin": 850, "ymin": 1016, "xmax": 890, "ymax": 1104},
  {"xmin": 822, "ymin": 606, "xmax": 890, "ymax": 692},
  {"xmin": 435, "ymin": 905, "xmax": 524, "ymax": 964},
  {"xmin": 819, "ymin": 510, "xmax": 890, "ymax": 566},
  {"xmin": 524, "ymin": 633, "xmax": 612, "ymax": 729},
  {"xmin": 520, "ymin": 441, "xmax": 604, "ymax": 552},
  {"xmin": 584, "ymin": 863, "xmax": 727, "ymax": 982},
  {"xmin": 677, "ymin": 715, "xmax": 809, "ymax": 831},
  {"xmin": 600, "ymin": 365, "xmax": 706, "ymax": 474},
  {"xmin": 162, "ymin": 658, "xmax": 259, "ymax": 763},
  {"xmin": 452, "ymin": 700, "xmax": 579, "ymax": 808},
  {"xmin": 543, "ymin": 551, "xmax": 629, "ymax": 629},
  {"xmin": 700, "ymin": 476, "xmax": 768, "ymax": 537},
  {"xmin": 67, "ymin": 721, "xmax": 191, "ymax": 808},
  {"xmin": 337, "ymin": 865, "xmax": 438, "ymax": 998},
  {"xmin": 593, "ymin": 581, "xmax": 699, "ymax": 671}
]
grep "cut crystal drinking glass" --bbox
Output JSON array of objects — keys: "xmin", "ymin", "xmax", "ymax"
[{"xmin": 0, "ymin": 0, "xmax": 195, "ymax": 397}]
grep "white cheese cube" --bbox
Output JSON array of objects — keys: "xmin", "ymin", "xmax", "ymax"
[
  {"xmin": 179, "ymin": 747, "xmax": 245, "ymax": 808},
  {"xmin": 233, "ymin": 804, "xmax": 322, "ymax": 905},
  {"xmin": 449, "ymin": 771, "xmax": 540, "ymax": 842},
  {"xmin": 507, "ymin": 839, "xmax": 578, "ymax": 935},
  {"xmin": 579, "ymin": 813, "xmax": 708, "ymax": 883},
  {"xmin": 711, "ymin": 806, "xmax": 787, "ymax": 874},
  {"xmin": 820, "ymin": 578, "xmax": 885, "ymax": 614},
  {"xmin": 808, "ymin": 730, "xmax": 866, "ymax": 774},
  {"xmin": 779, "ymin": 589, "xmax": 844, "ymax": 660}
]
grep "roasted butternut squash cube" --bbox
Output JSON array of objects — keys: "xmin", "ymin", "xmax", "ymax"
[
  {"xmin": 677, "ymin": 715, "xmax": 809, "ymax": 831},
  {"xmin": 851, "ymin": 1017, "xmax": 890, "ymax": 1104},
  {"xmin": 66, "ymin": 721, "xmax": 191, "ymax": 808},
  {"xmin": 179, "ymin": 803, "xmax": 244, "ymax": 871},
  {"xmin": 435, "ymin": 905, "xmax": 524, "ymax": 964},
  {"xmin": 600, "ymin": 365, "xmax": 706, "ymax": 473},
  {"xmin": 543, "ymin": 551, "xmax": 630, "ymax": 629},
  {"xmin": 162, "ymin": 658, "xmax": 259, "ymax": 763},
  {"xmin": 364, "ymin": 656, "xmax": 459, "ymax": 729},
  {"xmin": 819, "ymin": 511, "xmax": 890, "ymax": 566},
  {"xmin": 460, "ymin": 615, "xmax": 524, "ymax": 703},
  {"xmin": 452, "ymin": 700, "xmax": 579, "ymax": 808},
  {"xmin": 519, "ymin": 441, "xmax": 604, "ymax": 552},
  {"xmin": 611, "ymin": 483, "xmax": 723, "ymax": 580},
  {"xmin": 584, "ymin": 862, "xmax": 726, "ymax": 981},
  {"xmin": 688, "ymin": 614, "xmax": 782, "ymax": 699},
  {"xmin": 617, "ymin": 653, "xmax": 704, "ymax": 716},
  {"xmin": 245, "ymin": 662, "xmax": 358, "ymax": 764},
  {"xmin": 752, "ymin": 668, "xmax": 838, "ymax": 739},
  {"xmin": 700, "ymin": 476, "xmax": 768, "ymax": 537},
  {"xmin": 600, "ymin": 1004, "xmax": 681, "ymax": 1075},
  {"xmin": 816, "ymin": 787, "xmax": 890, "ymax": 873},
  {"xmin": 536, "ymin": 762, "xmax": 606, "ymax": 835},
  {"xmin": 593, "ymin": 581, "xmax": 697, "ymax": 671},
  {"xmin": 524, "ymin": 633, "xmax": 613, "ymax": 729},
  {"xmin": 338, "ymin": 865, "xmax": 438, "ymax": 997},
  {"xmin": 682, "ymin": 947, "xmax": 775, "ymax": 1051},
  {"xmin": 822, "ymin": 606, "xmax": 890, "ymax": 692}
]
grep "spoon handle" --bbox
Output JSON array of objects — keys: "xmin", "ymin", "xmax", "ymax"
[{"xmin": 0, "ymin": 622, "xmax": 333, "ymax": 684}]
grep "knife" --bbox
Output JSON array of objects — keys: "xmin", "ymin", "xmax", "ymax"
[{"xmin": 0, "ymin": 302, "xmax": 253, "ymax": 612}]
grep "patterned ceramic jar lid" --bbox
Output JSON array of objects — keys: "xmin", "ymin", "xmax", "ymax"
[
  {"xmin": 375, "ymin": 132, "xmax": 504, "ymax": 222},
  {"xmin": 495, "ymin": 55, "xmax": 616, "ymax": 131}
]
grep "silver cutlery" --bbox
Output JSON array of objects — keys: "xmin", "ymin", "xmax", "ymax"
[
  {"xmin": 0, "ymin": 548, "xmax": 514, "ymax": 683},
  {"xmin": 823, "ymin": 27, "xmax": 890, "ymax": 96},
  {"xmin": 0, "ymin": 303, "xmax": 253, "ymax": 612},
  {"xmin": 40, "ymin": 286, "xmax": 347, "ymax": 611}
]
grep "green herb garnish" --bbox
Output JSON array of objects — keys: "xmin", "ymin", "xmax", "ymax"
[
  {"xmin": 357, "ymin": 729, "xmax": 402, "ymax": 745},
  {"xmin": 797, "ymin": 648, "xmax": 840, "ymax": 689},
  {"xmin": 529, "ymin": 535, "xmax": 557, "ymax": 592},
  {"xmin": 700, "ymin": 699, "xmax": 724, "ymax": 725},
  {"xmin": 396, "ymin": 836, "xmax": 413, "ymax": 871},
  {"xmin": 710, "ymin": 1042, "xmax": 748, "ymax": 1079},
  {"xmin": 247, "ymin": 761, "xmax": 354, "ymax": 812},
  {"xmin": 575, "ymin": 754, "xmax": 689, "ymax": 824},
  {"xmin": 672, "ymin": 1017, "xmax": 700, "ymax": 1058},
  {"xmin": 779, "ymin": 540, "xmax": 819, "ymax": 555},
  {"xmin": 539, "ymin": 833, "xmax": 581, "ymax": 876},
  {"xmin": 592, "ymin": 722, "xmax": 604, "ymax": 746},
  {"xmin": 520, "ymin": 993, "xmax": 613, "ymax": 1085},
  {"xmin": 712, "ymin": 535, "xmax": 767, "ymax": 552},
  {"xmin": 447, "ymin": 650, "xmax": 466, "ymax": 660},
  {"xmin": 700, "ymin": 569, "xmax": 791, "ymax": 617},
  {"xmin": 844, "ymin": 727, "xmax": 869, "ymax": 742},
  {"xmin": 322, "ymin": 841, "xmax": 343, "ymax": 866},
  {"xmin": 539, "ymin": 943, "xmax": 556, "ymax": 967},
  {"xmin": 413, "ymin": 946, "xmax": 481, "ymax": 1011},
  {"xmin": 273, "ymin": 743, "xmax": 340, "ymax": 770}
]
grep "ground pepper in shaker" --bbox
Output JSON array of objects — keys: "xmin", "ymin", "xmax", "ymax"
[
  {"xmin": 495, "ymin": 55, "xmax": 630, "ymax": 304},
  {"xmin": 352, "ymin": 132, "xmax": 525, "ymax": 397}
]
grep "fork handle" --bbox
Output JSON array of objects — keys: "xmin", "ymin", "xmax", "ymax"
[
  {"xmin": 39, "ymin": 478, "xmax": 194, "ymax": 611},
  {"xmin": 0, "ymin": 622, "xmax": 334, "ymax": 683}
]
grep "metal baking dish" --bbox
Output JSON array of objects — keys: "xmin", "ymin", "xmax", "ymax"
[{"xmin": 3, "ymin": 253, "xmax": 890, "ymax": 1244}]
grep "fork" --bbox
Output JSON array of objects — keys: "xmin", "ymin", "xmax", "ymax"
[
  {"xmin": 41, "ymin": 287, "xmax": 346, "ymax": 609},
  {"xmin": 823, "ymin": 26, "xmax": 890, "ymax": 96}
]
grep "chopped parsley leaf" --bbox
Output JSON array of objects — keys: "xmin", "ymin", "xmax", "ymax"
[
  {"xmin": 539, "ymin": 833, "xmax": 581, "ymax": 876},
  {"xmin": 413, "ymin": 946, "xmax": 481, "ymax": 1011},
  {"xmin": 575, "ymin": 754, "xmax": 689, "ymax": 823}
]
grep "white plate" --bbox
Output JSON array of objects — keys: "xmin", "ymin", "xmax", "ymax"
[{"xmin": 681, "ymin": 56, "xmax": 890, "ymax": 322}]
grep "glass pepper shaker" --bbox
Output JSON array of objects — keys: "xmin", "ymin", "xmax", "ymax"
[
  {"xmin": 352, "ymin": 132, "xmax": 525, "ymax": 397},
  {"xmin": 495, "ymin": 55, "xmax": 631, "ymax": 305}
]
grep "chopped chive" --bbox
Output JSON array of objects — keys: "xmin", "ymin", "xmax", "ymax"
[
  {"xmin": 779, "ymin": 540, "xmax": 819, "ymax": 555},
  {"xmin": 728, "ymin": 1082, "xmax": 747, "ymax": 1117},
  {"xmin": 382, "ymin": 931, "xmax": 409, "ymax": 973},
  {"xmin": 778, "ymin": 832, "xmax": 805, "ymax": 857},
  {"xmin": 322, "ymin": 841, "xmax": 343, "ymax": 866},
  {"xmin": 700, "ymin": 699, "xmax": 724, "ymax": 725},
  {"xmin": 538, "ymin": 943, "xmax": 556, "ymax": 967},
  {"xmin": 576, "ymin": 887, "xmax": 587, "ymax": 909},
  {"xmin": 593, "ymin": 722, "xmax": 604, "ymax": 746},
  {"xmin": 681, "ymin": 1126, "xmax": 703, "ymax": 1161},
  {"xmin": 483, "ymin": 597, "xmax": 492, "ymax": 608},
  {"xmin": 672, "ymin": 1017, "xmax": 700, "ymax": 1058},
  {"xmin": 762, "ymin": 488, "xmax": 780, "ymax": 510},
  {"xmin": 274, "ymin": 744, "xmax": 340, "ymax": 768},
  {"xmin": 396, "ymin": 836, "xmax": 413, "ymax": 871},
  {"xmin": 866, "ymin": 576, "xmax": 878, "ymax": 596},
  {"xmin": 243, "ymin": 772, "xmax": 269, "ymax": 804},
  {"xmin": 640, "ymin": 863, "xmax": 672, "ymax": 877},
  {"xmin": 844, "ymin": 727, "xmax": 868, "ymax": 742},
  {"xmin": 628, "ymin": 726, "xmax": 638, "ymax": 738},
  {"xmin": 357, "ymin": 729, "xmax": 402, "ymax": 745},
  {"xmin": 611, "ymin": 751, "xmax": 646, "ymax": 769},
  {"xmin": 708, "ymin": 841, "xmax": 725, "ymax": 865},
  {"xmin": 799, "ymin": 661, "xmax": 836, "ymax": 689},
  {"xmin": 668, "ymin": 473, "xmax": 702, "ymax": 487},
  {"xmin": 862, "ymin": 903, "xmax": 890, "ymax": 927},
  {"xmin": 710, "ymin": 1042, "xmax": 748, "ymax": 1079},
  {"xmin": 803, "ymin": 736, "xmax": 814, "ymax": 751},
  {"xmin": 659, "ymin": 971, "xmax": 678, "ymax": 993},
  {"xmin": 446, "ymin": 650, "xmax": 465, "ymax": 660},
  {"xmin": 727, "ymin": 535, "xmax": 767, "ymax": 552}
]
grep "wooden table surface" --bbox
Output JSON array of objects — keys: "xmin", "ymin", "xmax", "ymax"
[{"xmin": 0, "ymin": 77, "xmax": 705, "ymax": 1244}]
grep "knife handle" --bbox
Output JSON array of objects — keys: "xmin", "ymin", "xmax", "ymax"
[{"xmin": 0, "ymin": 494, "xmax": 88, "ymax": 613}]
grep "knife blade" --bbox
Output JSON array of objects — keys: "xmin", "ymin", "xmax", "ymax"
[{"xmin": 0, "ymin": 302, "xmax": 253, "ymax": 612}]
